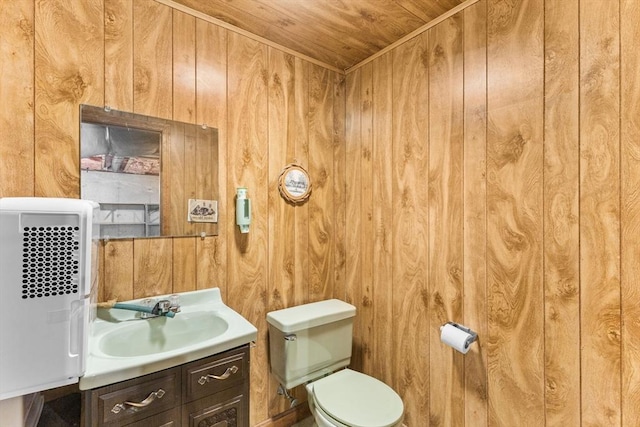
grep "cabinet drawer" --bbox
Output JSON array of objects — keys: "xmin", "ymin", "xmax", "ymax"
[
  {"xmin": 184, "ymin": 347, "xmax": 248, "ymax": 402},
  {"xmin": 95, "ymin": 369, "xmax": 180, "ymax": 426}
]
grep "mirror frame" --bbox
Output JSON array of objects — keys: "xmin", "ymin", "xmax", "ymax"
[{"xmin": 80, "ymin": 105, "xmax": 219, "ymax": 239}]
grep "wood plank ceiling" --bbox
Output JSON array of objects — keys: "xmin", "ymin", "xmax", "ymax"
[{"xmin": 169, "ymin": 0, "xmax": 466, "ymax": 70}]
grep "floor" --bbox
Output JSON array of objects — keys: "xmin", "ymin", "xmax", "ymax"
[{"xmin": 292, "ymin": 415, "xmax": 317, "ymax": 427}]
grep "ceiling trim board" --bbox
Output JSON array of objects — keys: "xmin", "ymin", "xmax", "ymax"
[
  {"xmin": 157, "ymin": 0, "xmax": 346, "ymax": 74},
  {"xmin": 345, "ymin": 0, "xmax": 480, "ymax": 74}
]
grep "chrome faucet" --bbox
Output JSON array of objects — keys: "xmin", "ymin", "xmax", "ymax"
[
  {"xmin": 98, "ymin": 295, "xmax": 181, "ymax": 319},
  {"xmin": 140, "ymin": 297, "xmax": 181, "ymax": 319}
]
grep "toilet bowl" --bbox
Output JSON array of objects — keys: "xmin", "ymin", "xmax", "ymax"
[
  {"xmin": 305, "ymin": 369, "xmax": 404, "ymax": 427},
  {"xmin": 266, "ymin": 299, "xmax": 404, "ymax": 427}
]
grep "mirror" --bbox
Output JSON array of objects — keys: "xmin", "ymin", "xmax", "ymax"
[{"xmin": 80, "ymin": 105, "xmax": 219, "ymax": 239}]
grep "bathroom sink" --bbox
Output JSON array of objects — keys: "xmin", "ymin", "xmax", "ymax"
[
  {"xmin": 98, "ymin": 311, "xmax": 229, "ymax": 357},
  {"xmin": 79, "ymin": 288, "xmax": 257, "ymax": 390}
]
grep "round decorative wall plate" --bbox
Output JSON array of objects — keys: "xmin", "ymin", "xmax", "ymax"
[{"xmin": 278, "ymin": 163, "xmax": 312, "ymax": 204}]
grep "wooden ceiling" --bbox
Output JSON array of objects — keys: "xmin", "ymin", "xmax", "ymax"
[{"xmin": 169, "ymin": 0, "xmax": 466, "ymax": 70}]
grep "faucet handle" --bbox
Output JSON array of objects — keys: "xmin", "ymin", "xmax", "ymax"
[
  {"xmin": 150, "ymin": 299, "xmax": 178, "ymax": 317},
  {"xmin": 169, "ymin": 294, "xmax": 181, "ymax": 313},
  {"xmin": 153, "ymin": 300, "xmax": 172, "ymax": 315}
]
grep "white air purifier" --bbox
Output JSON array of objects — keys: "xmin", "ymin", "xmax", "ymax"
[{"xmin": 0, "ymin": 198, "xmax": 99, "ymax": 400}]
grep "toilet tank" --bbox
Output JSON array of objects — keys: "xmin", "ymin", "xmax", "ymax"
[{"xmin": 266, "ymin": 299, "xmax": 356, "ymax": 389}]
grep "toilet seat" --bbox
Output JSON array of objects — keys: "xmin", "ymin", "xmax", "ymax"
[{"xmin": 312, "ymin": 369, "xmax": 404, "ymax": 427}]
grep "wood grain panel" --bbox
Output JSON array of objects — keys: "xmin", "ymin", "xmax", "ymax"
[
  {"xmin": 462, "ymin": 2, "xmax": 487, "ymax": 424},
  {"xmin": 308, "ymin": 64, "xmax": 336, "ymax": 302},
  {"xmin": 543, "ymin": 0, "xmax": 580, "ymax": 424},
  {"xmin": 195, "ymin": 21, "xmax": 227, "ymax": 128},
  {"xmin": 34, "ymin": 0, "xmax": 104, "ymax": 198},
  {"xmin": 181, "ymin": 122, "xmax": 198, "ymax": 243},
  {"xmin": 172, "ymin": 10, "xmax": 196, "ymax": 124},
  {"xmin": 133, "ymin": 0, "xmax": 172, "ymax": 119},
  {"xmin": 165, "ymin": 122, "xmax": 188, "ymax": 236},
  {"xmin": 244, "ymin": 0, "xmax": 427, "ymax": 52},
  {"xmin": 179, "ymin": 124, "xmax": 194, "ymax": 235},
  {"xmin": 103, "ymin": 240, "xmax": 134, "ymax": 302},
  {"xmin": 486, "ymin": 0, "xmax": 544, "ymax": 424},
  {"xmin": 195, "ymin": 20, "xmax": 227, "ymax": 293},
  {"xmin": 0, "ymin": 0, "xmax": 34, "ymax": 197},
  {"xmin": 170, "ymin": 0, "xmax": 356, "ymax": 70},
  {"xmin": 226, "ymin": 32, "xmax": 269, "ymax": 426},
  {"xmin": 195, "ymin": 237, "xmax": 224, "ymax": 292},
  {"xmin": 133, "ymin": 237, "xmax": 173, "ymax": 298},
  {"xmin": 390, "ymin": 32, "xmax": 430, "ymax": 426},
  {"xmin": 579, "ymin": 1, "xmax": 621, "ymax": 425},
  {"xmin": 294, "ymin": 59, "xmax": 311, "ymax": 306},
  {"xmin": 332, "ymin": 71, "xmax": 346, "ymax": 302},
  {"xmin": 97, "ymin": 241, "xmax": 106, "ymax": 304},
  {"xmin": 397, "ymin": 0, "xmax": 465, "ymax": 22},
  {"xmin": 345, "ymin": 68, "xmax": 364, "ymax": 371},
  {"xmin": 428, "ymin": 16, "xmax": 464, "ymax": 427},
  {"xmin": 268, "ymin": 49, "xmax": 295, "ymax": 310},
  {"xmin": 172, "ymin": 237, "xmax": 196, "ymax": 293},
  {"xmin": 181, "ymin": 125, "xmax": 218, "ymax": 236},
  {"xmin": 267, "ymin": 48, "xmax": 297, "ymax": 414},
  {"xmin": 268, "ymin": 49, "xmax": 306, "ymax": 312},
  {"xmin": 193, "ymin": 126, "xmax": 216, "ymax": 236},
  {"xmin": 170, "ymin": 0, "xmax": 461, "ymax": 69},
  {"xmin": 621, "ymin": 1, "xmax": 640, "ymax": 424},
  {"xmin": 358, "ymin": 62, "xmax": 374, "ymax": 373},
  {"xmin": 161, "ymin": 122, "xmax": 218, "ymax": 239},
  {"xmin": 214, "ymin": 0, "xmax": 373, "ymax": 60},
  {"xmin": 104, "ymin": 0, "xmax": 133, "ymax": 111},
  {"xmin": 371, "ymin": 53, "xmax": 394, "ymax": 387},
  {"xmin": 267, "ymin": 48, "xmax": 303, "ymax": 416}
]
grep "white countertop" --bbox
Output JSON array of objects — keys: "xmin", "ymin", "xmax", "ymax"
[{"xmin": 79, "ymin": 288, "xmax": 257, "ymax": 390}]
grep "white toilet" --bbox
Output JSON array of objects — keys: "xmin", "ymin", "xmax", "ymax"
[{"xmin": 266, "ymin": 299, "xmax": 404, "ymax": 427}]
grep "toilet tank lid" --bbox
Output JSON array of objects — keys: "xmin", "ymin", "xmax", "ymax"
[{"xmin": 266, "ymin": 299, "xmax": 356, "ymax": 333}]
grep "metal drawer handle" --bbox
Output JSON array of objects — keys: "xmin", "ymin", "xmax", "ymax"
[
  {"xmin": 197, "ymin": 365, "xmax": 239, "ymax": 385},
  {"xmin": 111, "ymin": 388, "xmax": 166, "ymax": 414}
]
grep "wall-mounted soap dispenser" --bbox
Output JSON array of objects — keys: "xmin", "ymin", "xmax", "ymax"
[{"xmin": 236, "ymin": 188, "xmax": 251, "ymax": 233}]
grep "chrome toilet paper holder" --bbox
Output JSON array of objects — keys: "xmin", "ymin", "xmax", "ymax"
[{"xmin": 441, "ymin": 321, "xmax": 478, "ymax": 349}]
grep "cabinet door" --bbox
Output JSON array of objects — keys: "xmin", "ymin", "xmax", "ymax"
[{"xmin": 182, "ymin": 387, "xmax": 248, "ymax": 427}]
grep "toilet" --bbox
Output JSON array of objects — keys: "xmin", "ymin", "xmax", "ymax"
[{"xmin": 266, "ymin": 299, "xmax": 404, "ymax": 427}]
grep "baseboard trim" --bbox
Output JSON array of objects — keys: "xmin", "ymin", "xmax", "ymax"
[{"xmin": 254, "ymin": 404, "xmax": 311, "ymax": 427}]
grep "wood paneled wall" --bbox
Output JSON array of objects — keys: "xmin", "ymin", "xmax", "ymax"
[
  {"xmin": 2, "ymin": 0, "xmax": 639, "ymax": 426},
  {"xmin": 0, "ymin": 0, "xmax": 343, "ymax": 425},
  {"xmin": 346, "ymin": 0, "xmax": 639, "ymax": 425}
]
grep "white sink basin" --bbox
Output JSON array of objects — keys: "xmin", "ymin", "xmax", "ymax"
[
  {"xmin": 79, "ymin": 288, "xmax": 257, "ymax": 390},
  {"xmin": 98, "ymin": 311, "xmax": 229, "ymax": 357}
]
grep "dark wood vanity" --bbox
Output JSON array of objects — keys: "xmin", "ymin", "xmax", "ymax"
[{"xmin": 81, "ymin": 345, "xmax": 249, "ymax": 426}]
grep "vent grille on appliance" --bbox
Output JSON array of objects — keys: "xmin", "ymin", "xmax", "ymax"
[{"xmin": 21, "ymin": 226, "xmax": 81, "ymax": 299}]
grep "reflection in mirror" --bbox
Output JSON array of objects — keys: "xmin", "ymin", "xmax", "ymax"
[
  {"xmin": 81, "ymin": 122, "xmax": 161, "ymax": 238},
  {"xmin": 80, "ymin": 105, "xmax": 219, "ymax": 239}
]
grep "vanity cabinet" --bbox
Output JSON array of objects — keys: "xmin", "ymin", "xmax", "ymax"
[
  {"xmin": 181, "ymin": 346, "xmax": 248, "ymax": 426},
  {"xmin": 82, "ymin": 345, "xmax": 249, "ymax": 427}
]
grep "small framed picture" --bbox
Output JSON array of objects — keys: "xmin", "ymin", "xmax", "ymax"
[
  {"xmin": 187, "ymin": 199, "xmax": 218, "ymax": 223},
  {"xmin": 278, "ymin": 163, "xmax": 312, "ymax": 204}
]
